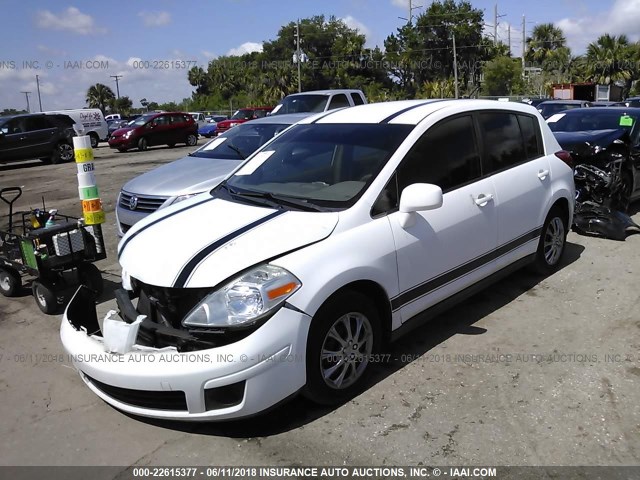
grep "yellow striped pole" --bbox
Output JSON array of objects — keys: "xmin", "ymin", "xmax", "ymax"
[{"xmin": 73, "ymin": 135, "xmax": 105, "ymax": 225}]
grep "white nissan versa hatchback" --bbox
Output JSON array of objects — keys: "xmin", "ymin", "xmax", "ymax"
[{"xmin": 61, "ymin": 100, "xmax": 574, "ymax": 421}]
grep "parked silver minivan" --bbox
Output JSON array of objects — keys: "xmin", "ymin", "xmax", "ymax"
[{"xmin": 115, "ymin": 113, "xmax": 309, "ymax": 236}]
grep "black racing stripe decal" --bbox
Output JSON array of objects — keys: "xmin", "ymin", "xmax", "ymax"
[
  {"xmin": 118, "ymin": 195, "xmax": 216, "ymax": 261},
  {"xmin": 390, "ymin": 226, "xmax": 542, "ymax": 311},
  {"xmin": 172, "ymin": 210, "xmax": 285, "ymax": 288},
  {"xmin": 380, "ymin": 100, "xmax": 446, "ymax": 124}
]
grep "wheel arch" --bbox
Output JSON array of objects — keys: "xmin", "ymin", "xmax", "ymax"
[{"xmin": 312, "ymin": 279, "xmax": 393, "ymax": 343}]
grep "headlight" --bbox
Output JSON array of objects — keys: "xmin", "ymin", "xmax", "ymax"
[
  {"xmin": 169, "ymin": 192, "xmax": 202, "ymax": 206},
  {"xmin": 182, "ymin": 265, "xmax": 301, "ymax": 328}
]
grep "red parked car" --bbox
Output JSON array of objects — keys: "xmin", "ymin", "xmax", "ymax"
[
  {"xmin": 108, "ymin": 112, "xmax": 198, "ymax": 152},
  {"xmin": 215, "ymin": 106, "xmax": 273, "ymax": 135}
]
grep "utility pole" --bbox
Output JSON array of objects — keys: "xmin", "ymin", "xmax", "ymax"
[
  {"xmin": 508, "ymin": 25, "xmax": 511, "ymax": 54},
  {"xmin": 110, "ymin": 75, "xmax": 122, "ymax": 99},
  {"xmin": 400, "ymin": 0, "xmax": 422, "ymax": 25},
  {"xmin": 295, "ymin": 19, "xmax": 302, "ymax": 93},
  {"xmin": 21, "ymin": 91, "xmax": 31, "ymax": 113},
  {"xmin": 494, "ymin": 4, "xmax": 498, "ymax": 45},
  {"xmin": 452, "ymin": 32, "xmax": 459, "ymax": 99},
  {"xmin": 35, "ymin": 74, "xmax": 43, "ymax": 111},
  {"xmin": 522, "ymin": 15, "xmax": 526, "ymax": 78}
]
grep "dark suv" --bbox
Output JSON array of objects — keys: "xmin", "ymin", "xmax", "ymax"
[
  {"xmin": 0, "ymin": 113, "xmax": 76, "ymax": 164},
  {"xmin": 108, "ymin": 112, "xmax": 198, "ymax": 152}
]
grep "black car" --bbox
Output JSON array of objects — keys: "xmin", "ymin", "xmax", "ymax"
[
  {"xmin": 548, "ymin": 107, "xmax": 640, "ymax": 209},
  {"xmin": 0, "ymin": 113, "xmax": 76, "ymax": 164}
]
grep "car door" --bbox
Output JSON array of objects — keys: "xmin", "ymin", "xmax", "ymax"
[
  {"xmin": 477, "ymin": 112, "xmax": 552, "ymax": 269},
  {"xmin": 24, "ymin": 116, "xmax": 59, "ymax": 157},
  {"xmin": 0, "ymin": 118, "xmax": 29, "ymax": 161},
  {"xmin": 382, "ymin": 114, "xmax": 499, "ymax": 323},
  {"xmin": 148, "ymin": 114, "xmax": 170, "ymax": 146}
]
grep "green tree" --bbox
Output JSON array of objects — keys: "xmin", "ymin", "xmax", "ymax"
[
  {"xmin": 85, "ymin": 83, "xmax": 115, "ymax": 114},
  {"xmin": 188, "ymin": 66, "xmax": 210, "ymax": 96},
  {"xmin": 113, "ymin": 96, "xmax": 133, "ymax": 115},
  {"xmin": 482, "ymin": 56, "xmax": 524, "ymax": 96},
  {"xmin": 584, "ymin": 34, "xmax": 634, "ymax": 91},
  {"xmin": 525, "ymin": 23, "xmax": 567, "ymax": 67},
  {"xmin": 384, "ymin": 0, "xmax": 486, "ymax": 97}
]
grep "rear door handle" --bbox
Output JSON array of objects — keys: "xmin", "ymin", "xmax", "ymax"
[
  {"xmin": 537, "ymin": 169, "xmax": 550, "ymax": 180},
  {"xmin": 473, "ymin": 193, "xmax": 494, "ymax": 206}
]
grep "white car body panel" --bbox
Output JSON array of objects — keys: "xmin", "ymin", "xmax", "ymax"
[
  {"xmin": 61, "ymin": 99, "xmax": 575, "ymax": 421},
  {"xmin": 119, "ymin": 198, "xmax": 338, "ymax": 288}
]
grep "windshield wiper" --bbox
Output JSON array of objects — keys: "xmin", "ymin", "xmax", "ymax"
[
  {"xmin": 225, "ymin": 187, "xmax": 328, "ymax": 212},
  {"xmin": 226, "ymin": 144, "xmax": 246, "ymax": 159}
]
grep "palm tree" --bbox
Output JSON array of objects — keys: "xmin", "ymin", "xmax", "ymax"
[
  {"xmin": 85, "ymin": 83, "xmax": 115, "ymax": 114},
  {"xmin": 584, "ymin": 34, "xmax": 633, "ymax": 86},
  {"xmin": 525, "ymin": 23, "xmax": 567, "ymax": 67},
  {"xmin": 188, "ymin": 66, "xmax": 209, "ymax": 95}
]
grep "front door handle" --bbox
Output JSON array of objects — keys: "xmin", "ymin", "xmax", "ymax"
[
  {"xmin": 473, "ymin": 193, "xmax": 494, "ymax": 206},
  {"xmin": 537, "ymin": 169, "xmax": 550, "ymax": 180}
]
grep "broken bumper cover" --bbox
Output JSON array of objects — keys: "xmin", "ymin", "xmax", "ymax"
[{"xmin": 59, "ymin": 287, "xmax": 310, "ymax": 421}]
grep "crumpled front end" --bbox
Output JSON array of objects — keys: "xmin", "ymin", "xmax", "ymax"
[{"xmin": 60, "ymin": 286, "xmax": 310, "ymax": 420}]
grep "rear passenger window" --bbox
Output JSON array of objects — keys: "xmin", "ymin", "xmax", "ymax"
[
  {"xmin": 397, "ymin": 115, "xmax": 481, "ymax": 193},
  {"xmin": 26, "ymin": 117, "xmax": 50, "ymax": 131},
  {"xmin": 517, "ymin": 114, "xmax": 543, "ymax": 159},
  {"xmin": 328, "ymin": 94, "xmax": 350, "ymax": 110},
  {"xmin": 479, "ymin": 112, "xmax": 526, "ymax": 173},
  {"xmin": 351, "ymin": 93, "xmax": 364, "ymax": 106}
]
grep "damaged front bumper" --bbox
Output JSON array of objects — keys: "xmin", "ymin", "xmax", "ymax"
[{"xmin": 60, "ymin": 286, "xmax": 310, "ymax": 421}]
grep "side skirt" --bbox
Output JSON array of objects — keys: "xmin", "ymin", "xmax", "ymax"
[{"xmin": 390, "ymin": 254, "xmax": 535, "ymax": 343}]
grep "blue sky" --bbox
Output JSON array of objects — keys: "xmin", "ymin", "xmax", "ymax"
[{"xmin": 1, "ymin": 0, "xmax": 637, "ymax": 111}]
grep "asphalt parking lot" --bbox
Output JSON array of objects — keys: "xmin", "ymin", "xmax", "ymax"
[{"xmin": 0, "ymin": 142, "xmax": 639, "ymax": 468}]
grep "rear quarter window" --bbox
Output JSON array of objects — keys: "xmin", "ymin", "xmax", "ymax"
[{"xmin": 516, "ymin": 114, "xmax": 543, "ymax": 160}]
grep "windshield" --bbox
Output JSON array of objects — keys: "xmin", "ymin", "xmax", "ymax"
[
  {"xmin": 131, "ymin": 114, "xmax": 155, "ymax": 126},
  {"xmin": 221, "ymin": 123, "xmax": 413, "ymax": 209},
  {"xmin": 191, "ymin": 122, "xmax": 293, "ymax": 160},
  {"xmin": 271, "ymin": 94, "xmax": 328, "ymax": 115},
  {"xmin": 230, "ymin": 110, "xmax": 254, "ymax": 120},
  {"xmin": 548, "ymin": 111, "xmax": 638, "ymax": 132}
]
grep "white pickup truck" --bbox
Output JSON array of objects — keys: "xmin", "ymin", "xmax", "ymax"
[{"xmin": 270, "ymin": 89, "xmax": 367, "ymax": 115}]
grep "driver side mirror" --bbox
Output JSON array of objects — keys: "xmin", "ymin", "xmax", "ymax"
[{"xmin": 398, "ymin": 183, "xmax": 443, "ymax": 228}]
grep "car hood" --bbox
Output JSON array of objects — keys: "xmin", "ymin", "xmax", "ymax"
[
  {"xmin": 554, "ymin": 129, "xmax": 628, "ymax": 151},
  {"xmin": 122, "ymin": 155, "xmax": 243, "ymax": 197},
  {"xmin": 118, "ymin": 197, "xmax": 339, "ymax": 288}
]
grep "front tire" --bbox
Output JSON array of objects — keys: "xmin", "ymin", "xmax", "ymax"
[
  {"xmin": 0, "ymin": 268, "xmax": 21, "ymax": 297},
  {"xmin": 137, "ymin": 137, "xmax": 148, "ymax": 151},
  {"xmin": 303, "ymin": 291, "xmax": 381, "ymax": 405},
  {"xmin": 533, "ymin": 206, "xmax": 568, "ymax": 275}
]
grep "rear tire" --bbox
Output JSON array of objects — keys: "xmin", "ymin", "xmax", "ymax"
[
  {"xmin": 89, "ymin": 132, "xmax": 99, "ymax": 149},
  {"xmin": 52, "ymin": 143, "xmax": 74, "ymax": 164},
  {"xmin": 0, "ymin": 268, "xmax": 21, "ymax": 297},
  {"xmin": 32, "ymin": 280, "xmax": 59, "ymax": 315},
  {"xmin": 532, "ymin": 206, "xmax": 568, "ymax": 275},
  {"xmin": 185, "ymin": 134, "xmax": 197, "ymax": 147},
  {"xmin": 302, "ymin": 291, "xmax": 381, "ymax": 405}
]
